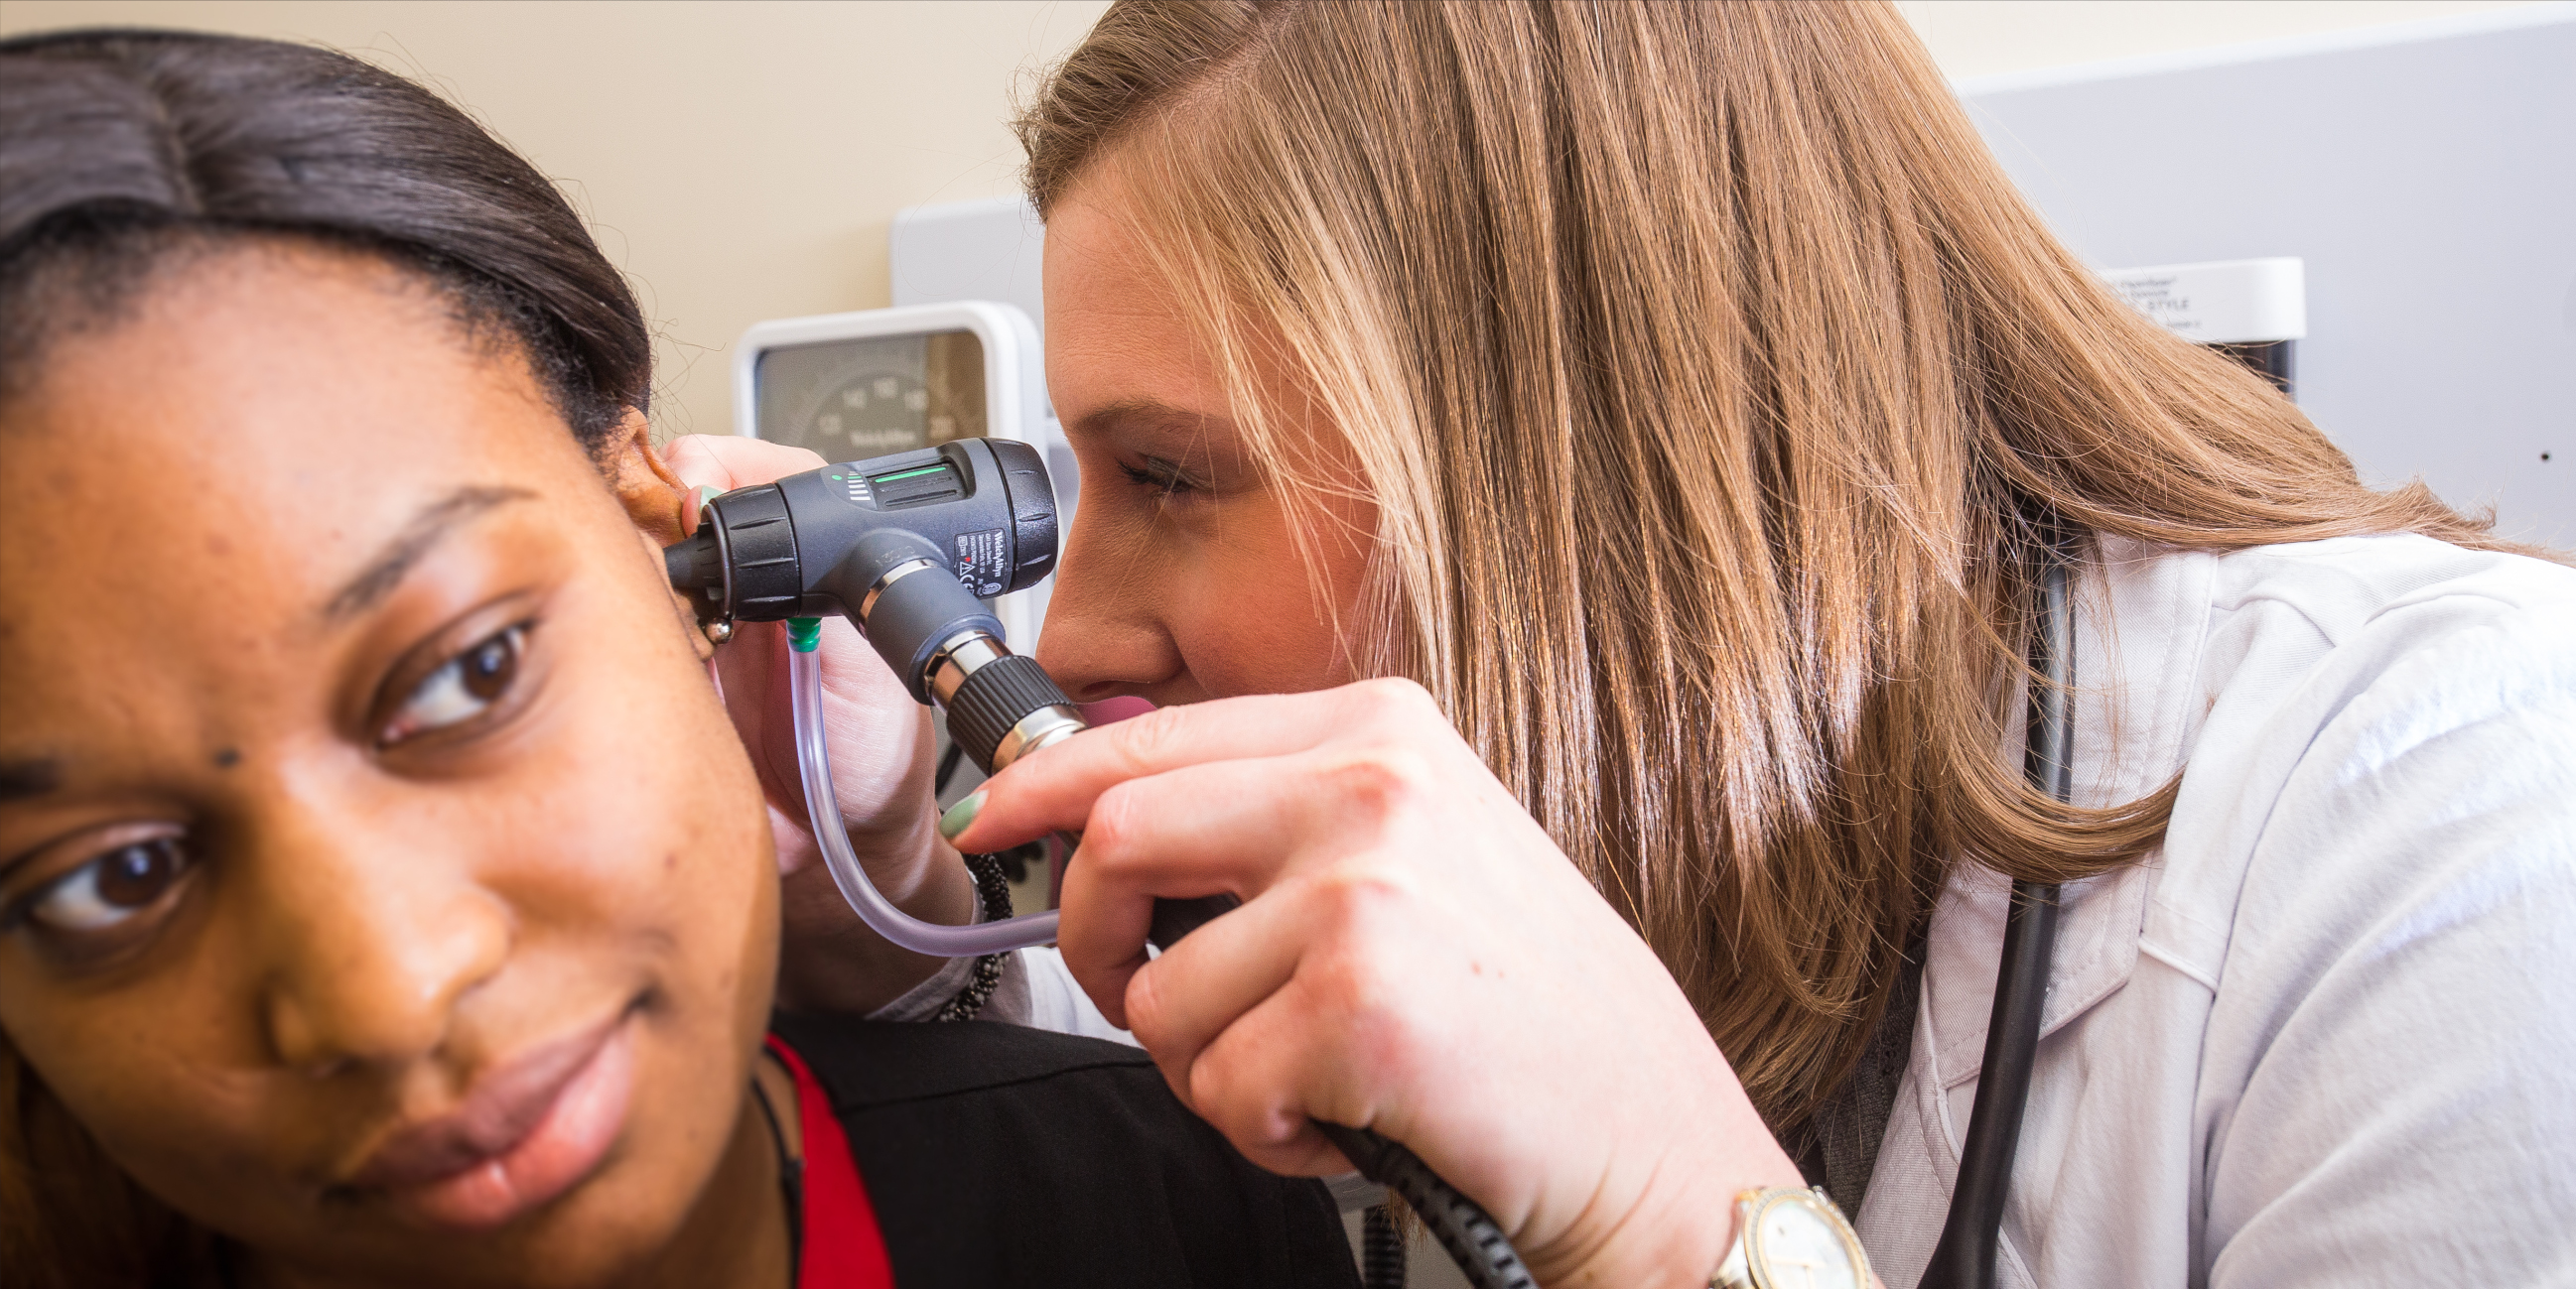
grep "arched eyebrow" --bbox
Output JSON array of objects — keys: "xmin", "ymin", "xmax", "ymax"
[{"xmin": 323, "ymin": 485, "xmax": 538, "ymax": 622}]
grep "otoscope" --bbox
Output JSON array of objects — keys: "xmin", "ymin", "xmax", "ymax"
[{"xmin": 665, "ymin": 440, "xmax": 1536, "ymax": 1289}]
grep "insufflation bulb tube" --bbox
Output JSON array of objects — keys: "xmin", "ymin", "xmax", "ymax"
[{"xmin": 789, "ymin": 643, "xmax": 1063, "ymax": 957}]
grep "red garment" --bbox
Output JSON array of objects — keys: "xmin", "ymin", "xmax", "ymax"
[{"xmin": 766, "ymin": 1035, "xmax": 897, "ymax": 1289}]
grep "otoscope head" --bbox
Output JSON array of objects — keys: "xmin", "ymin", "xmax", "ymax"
[
  {"xmin": 662, "ymin": 436, "xmax": 1082, "ymax": 772},
  {"xmin": 669, "ymin": 437, "xmax": 1056, "ymax": 624}
]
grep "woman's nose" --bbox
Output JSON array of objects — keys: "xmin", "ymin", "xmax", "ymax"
[
  {"xmin": 246, "ymin": 805, "xmax": 511, "ymax": 1074},
  {"xmin": 1033, "ymin": 506, "xmax": 1184, "ymax": 702}
]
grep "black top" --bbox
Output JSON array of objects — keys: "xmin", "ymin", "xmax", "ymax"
[{"xmin": 769, "ymin": 1012, "xmax": 1361, "ymax": 1289}]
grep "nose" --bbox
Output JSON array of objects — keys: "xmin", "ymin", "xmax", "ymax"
[
  {"xmin": 1032, "ymin": 495, "xmax": 1185, "ymax": 702},
  {"xmin": 248, "ymin": 801, "xmax": 511, "ymax": 1074}
]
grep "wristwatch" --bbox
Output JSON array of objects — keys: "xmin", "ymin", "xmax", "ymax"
[{"xmin": 1708, "ymin": 1186, "xmax": 1870, "ymax": 1289}]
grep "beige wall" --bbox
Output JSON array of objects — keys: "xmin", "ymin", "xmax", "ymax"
[
  {"xmin": 1, "ymin": 0, "xmax": 2537, "ymax": 441},
  {"xmin": 0, "ymin": 0, "xmax": 1113, "ymax": 441}
]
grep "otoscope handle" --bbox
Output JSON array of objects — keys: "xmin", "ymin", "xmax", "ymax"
[{"xmin": 1148, "ymin": 892, "xmax": 1242, "ymax": 950}]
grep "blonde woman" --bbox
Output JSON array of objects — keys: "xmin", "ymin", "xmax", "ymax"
[
  {"xmin": 669, "ymin": 2, "xmax": 2576, "ymax": 1286},
  {"xmin": 698, "ymin": 2, "xmax": 2576, "ymax": 1286}
]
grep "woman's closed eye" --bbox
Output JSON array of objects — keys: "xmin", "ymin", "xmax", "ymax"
[
  {"xmin": 380, "ymin": 623, "xmax": 530, "ymax": 746},
  {"xmin": 1119, "ymin": 455, "xmax": 1206, "ymax": 501}
]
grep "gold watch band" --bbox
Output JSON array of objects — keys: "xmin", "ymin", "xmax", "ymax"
[{"xmin": 1708, "ymin": 1186, "xmax": 1870, "ymax": 1289}]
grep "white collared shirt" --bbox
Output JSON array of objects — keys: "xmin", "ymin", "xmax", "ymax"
[
  {"xmin": 1007, "ymin": 532, "xmax": 2576, "ymax": 1286},
  {"xmin": 1861, "ymin": 533, "xmax": 2576, "ymax": 1287}
]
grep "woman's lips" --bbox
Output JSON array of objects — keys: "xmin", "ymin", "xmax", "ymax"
[{"xmin": 349, "ymin": 1010, "xmax": 638, "ymax": 1231}]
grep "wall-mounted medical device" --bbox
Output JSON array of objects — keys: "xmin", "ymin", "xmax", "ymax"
[
  {"xmin": 1967, "ymin": 6, "xmax": 2571, "ymax": 547},
  {"xmin": 733, "ymin": 301, "xmax": 1059, "ymax": 647},
  {"xmin": 2104, "ymin": 256, "xmax": 2306, "ymax": 397}
]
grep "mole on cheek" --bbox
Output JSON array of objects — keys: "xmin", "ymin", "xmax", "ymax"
[{"xmin": 213, "ymin": 747, "xmax": 241, "ymax": 769}]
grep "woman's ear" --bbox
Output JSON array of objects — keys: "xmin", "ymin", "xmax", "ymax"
[
  {"xmin": 600, "ymin": 412, "xmax": 721, "ymax": 662},
  {"xmin": 602, "ymin": 410, "xmax": 695, "ymax": 547}
]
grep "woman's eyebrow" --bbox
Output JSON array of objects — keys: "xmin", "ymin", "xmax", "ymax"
[
  {"xmin": 1071, "ymin": 399, "xmax": 1227, "ymax": 445},
  {"xmin": 323, "ymin": 484, "xmax": 538, "ymax": 622},
  {"xmin": 0, "ymin": 756, "xmax": 61, "ymax": 803}
]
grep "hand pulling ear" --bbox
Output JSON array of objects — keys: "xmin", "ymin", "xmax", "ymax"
[
  {"xmin": 603, "ymin": 410, "xmax": 694, "ymax": 546},
  {"xmin": 594, "ymin": 411, "xmax": 727, "ymax": 656}
]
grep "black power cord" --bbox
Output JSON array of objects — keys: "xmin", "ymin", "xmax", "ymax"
[
  {"xmin": 1361, "ymin": 1203, "xmax": 1408, "ymax": 1289},
  {"xmin": 934, "ymin": 739, "xmax": 966, "ymax": 796},
  {"xmin": 1144, "ymin": 897, "xmax": 1535, "ymax": 1289},
  {"xmin": 1320, "ymin": 1123, "xmax": 1536, "ymax": 1289}
]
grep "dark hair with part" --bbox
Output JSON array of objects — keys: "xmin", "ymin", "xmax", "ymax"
[
  {"xmin": 0, "ymin": 28, "xmax": 649, "ymax": 1285},
  {"xmin": 0, "ymin": 27, "xmax": 649, "ymax": 445}
]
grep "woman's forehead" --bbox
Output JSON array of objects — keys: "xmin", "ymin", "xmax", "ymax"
[
  {"xmin": 3, "ymin": 246, "xmax": 582, "ymax": 581},
  {"xmin": 0, "ymin": 245, "xmax": 596, "ymax": 746}
]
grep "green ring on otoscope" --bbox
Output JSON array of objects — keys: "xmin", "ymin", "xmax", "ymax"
[{"xmin": 786, "ymin": 616, "xmax": 823, "ymax": 653}]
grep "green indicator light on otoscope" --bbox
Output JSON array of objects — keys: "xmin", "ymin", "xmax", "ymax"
[{"xmin": 872, "ymin": 464, "xmax": 948, "ymax": 484}]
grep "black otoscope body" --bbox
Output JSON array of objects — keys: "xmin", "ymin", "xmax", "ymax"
[
  {"xmin": 664, "ymin": 437, "xmax": 1082, "ymax": 777},
  {"xmin": 665, "ymin": 441, "xmax": 1535, "ymax": 1289}
]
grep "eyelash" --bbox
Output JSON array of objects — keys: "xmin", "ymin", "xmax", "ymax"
[{"xmin": 1119, "ymin": 457, "xmax": 1203, "ymax": 499}]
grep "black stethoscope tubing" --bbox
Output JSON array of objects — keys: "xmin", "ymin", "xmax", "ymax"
[
  {"xmin": 1190, "ymin": 528, "xmax": 2078, "ymax": 1289},
  {"xmin": 1919, "ymin": 521, "xmax": 2079, "ymax": 1289}
]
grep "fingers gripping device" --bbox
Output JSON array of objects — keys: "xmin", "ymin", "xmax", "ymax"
[{"xmin": 665, "ymin": 442, "xmax": 1535, "ymax": 1289}]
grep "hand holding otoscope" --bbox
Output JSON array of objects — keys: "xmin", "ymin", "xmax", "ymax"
[{"xmin": 665, "ymin": 441, "xmax": 1538, "ymax": 1289}]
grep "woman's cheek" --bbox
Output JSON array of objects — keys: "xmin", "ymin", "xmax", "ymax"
[
  {"xmin": 571, "ymin": 570, "xmax": 778, "ymax": 988},
  {"xmin": 4, "ymin": 960, "xmax": 309, "ymax": 1243},
  {"xmin": 532, "ymin": 623, "xmax": 769, "ymax": 943},
  {"xmin": 1178, "ymin": 519, "xmax": 1370, "ymax": 699},
  {"xmin": 1174, "ymin": 573, "xmax": 1338, "ymax": 698}
]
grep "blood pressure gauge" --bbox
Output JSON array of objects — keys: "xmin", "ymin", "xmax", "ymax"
[{"xmin": 733, "ymin": 302, "xmax": 1065, "ymax": 648}]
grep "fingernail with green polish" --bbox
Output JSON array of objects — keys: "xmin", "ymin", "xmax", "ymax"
[{"xmin": 939, "ymin": 791, "xmax": 985, "ymax": 841}]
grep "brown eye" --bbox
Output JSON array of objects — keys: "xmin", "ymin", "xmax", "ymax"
[
  {"xmin": 28, "ymin": 837, "xmax": 191, "ymax": 932},
  {"xmin": 383, "ymin": 624, "xmax": 527, "ymax": 744},
  {"xmin": 460, "ymin": 631, "xmax": 516, "ymax": 701}
]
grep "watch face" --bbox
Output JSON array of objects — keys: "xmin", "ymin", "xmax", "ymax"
[{"xmin": 1745, "ymin": 1192, "xmax": 1863, "ymax": 1289}]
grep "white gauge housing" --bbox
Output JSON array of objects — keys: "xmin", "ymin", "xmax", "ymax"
[
  {"xmin": 2101, "ymin": 257, "xmax": 2307, "ymax": 344},
  {"xmin": 733, "ymin": 301, "xmax": 1059, "ymax": 649}
]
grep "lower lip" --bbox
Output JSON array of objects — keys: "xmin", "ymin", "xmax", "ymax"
[{"xmin": 387, "ymin": 1017, "xmax": 637, "ymax": 1231}]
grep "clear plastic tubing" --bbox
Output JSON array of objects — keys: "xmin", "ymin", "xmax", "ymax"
[{"xmin": 790, "ymin": 638, "xmax": 1063, "ymax": 956}]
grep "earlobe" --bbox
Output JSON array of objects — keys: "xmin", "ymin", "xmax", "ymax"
[{"xmin": 604, "ymin": 410, "xmax": 694, "ymax": 546}]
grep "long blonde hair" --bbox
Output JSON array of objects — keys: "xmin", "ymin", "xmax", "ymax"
[{"xmin": 1017, "ymin": 0, "xmax": 2510, "ymax": 1128}]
